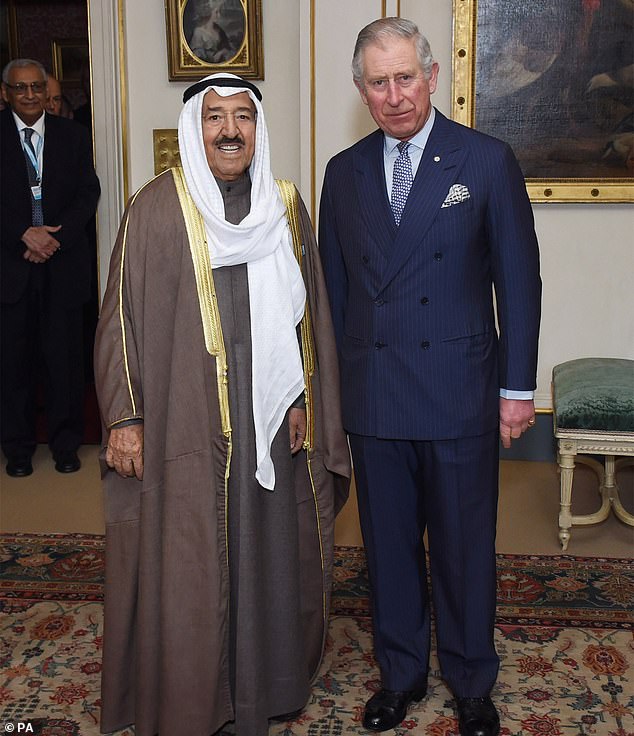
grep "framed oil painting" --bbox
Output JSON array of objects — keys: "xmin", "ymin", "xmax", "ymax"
[
  {"xmin": 452, "ymin": 0, "xmax": 633, "ymax": 202},
  {"xmin": 51, "ymin": 39, "xmax": 89, "ymax": 85},
  {"xmin": 166, "ymin": 0, "xmax": 263, "ymax": 81}
]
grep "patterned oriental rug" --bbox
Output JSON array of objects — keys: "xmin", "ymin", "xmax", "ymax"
[{"xmin": 0, "ymin": 534, "xmax": 632, "ymax": 736}]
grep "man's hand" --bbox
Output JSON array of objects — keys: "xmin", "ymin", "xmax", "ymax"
[
  {"xmin": 288, "ymin": 407, "xmax": 307, "ymax": 454},
  {"xmin": 24, "ymin": 250, "xmax": 47, "ymax": 263},
  {"xmin": 106, "ymin": 424, "xmax": 144, "ymax": 480},
  {"xmin": 499, "ymin": 398, "xmax": 536, "ymax": 449},
  {"xmin": 21, "ymin": 225, "xmax": 61, "ymax": 261}
]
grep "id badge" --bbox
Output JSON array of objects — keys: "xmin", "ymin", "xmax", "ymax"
[{"xmin": 31, "ymin": 185, "xmax": 42, "ymax": 201}]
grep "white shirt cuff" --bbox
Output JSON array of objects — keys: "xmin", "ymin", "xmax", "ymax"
[{"xmin": 499, "ymin": 389, "xmax": 534, "ymax": 400}]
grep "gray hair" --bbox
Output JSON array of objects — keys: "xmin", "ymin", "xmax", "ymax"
[
  {"xmin": 351, "ymin": 17, "xmax": 434, "ymax": 87},
  {"xmin": 2, "ymin": 58, "xmax": 47, "ymax": 84}
]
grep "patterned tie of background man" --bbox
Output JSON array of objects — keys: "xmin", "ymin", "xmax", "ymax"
[{"xmin": 22, "ymin": 127, "xmax": 43, "ymax": 226}]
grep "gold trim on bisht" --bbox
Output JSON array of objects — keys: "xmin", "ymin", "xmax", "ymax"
[
  {"xmin": 172, "ymin": 167, "xmax": 231, "ymax": 439},
  {"xmin": 115, "ymin": 173, "xmax": 166, "ymax": 418},
  {"xmin": 276, "ymin": 179, "xmax": 328, "ymax": 624},
  {"xmin": 276, "ymin": 179, "xmax": 316, "ymax": 451},
  {"xmin": 172, "ymin": 166, "xmax": 233, "ymax": 555}
]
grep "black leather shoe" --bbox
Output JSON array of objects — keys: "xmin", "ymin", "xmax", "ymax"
[
  {"xmin": 456, "ymin": 697, "xmax": 500, "ymax": 736},
  {"xmin": 54, "ymin": 451, "xmax": 81, "ymax": 473},
  {"xmin": 363, "ymin": 684, "xmax": 427, "ymax": 732},
  {"xmin": 6, "ymin": 458, "xmax": 33, "ymax": 477}
]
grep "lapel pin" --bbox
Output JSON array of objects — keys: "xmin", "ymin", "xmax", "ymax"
[{"xmin": 434, "ymin": 155, "xmax": 441, "ymax": 162}]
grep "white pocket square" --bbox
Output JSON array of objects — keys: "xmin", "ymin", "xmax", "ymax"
[{"xmin": 441, "ymin": 184, "xmax": 470, "ymax": 208}]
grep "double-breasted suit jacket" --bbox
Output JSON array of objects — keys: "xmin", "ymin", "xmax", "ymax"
[
  {"xmin": 319, "ymin": 110, "xmax": 541, "ymax": 441},
  {"xmin": 0, "ymin": 107, "xmax": 100, "ymax": 307}
]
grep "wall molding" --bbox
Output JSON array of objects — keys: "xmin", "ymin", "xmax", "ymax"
[{"xmin": 88, "ymin": 0, "xmax": 127, "ymax": 300}]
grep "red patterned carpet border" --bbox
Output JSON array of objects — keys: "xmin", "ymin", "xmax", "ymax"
[
  {"xmin": 332, "ymin": 546, "xmax": 633, "ymax": 630},
  {"xmin": 1, "ymin": 534, "xmax": 632, "ymax": 629},
  {"xmin": 0, "ymin": 533, "xmax": 104, "ymax": 604}
]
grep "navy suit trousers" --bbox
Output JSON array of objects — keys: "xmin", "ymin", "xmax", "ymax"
[{"xmin": 349, "ymin": 431, "xmax": 500, "ymax": 697}]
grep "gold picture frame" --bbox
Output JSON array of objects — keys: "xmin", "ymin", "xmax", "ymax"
[
  {"xmin": 165, "ymin": 0, "xmax": 263, "ymax": 81},
  {"xmin": 452, "ymin": 0, "xmax": 633, "ymax": 203},
  {"xmin": 51, "ymin": 39, "xmax": 89, "ymax": 86}
]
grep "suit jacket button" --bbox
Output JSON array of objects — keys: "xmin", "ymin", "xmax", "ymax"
[
  {"xmin": 420, "ymin": 296, "xmax": 429, "ymax": 305},
  {"xmin": 375, "ymin": 341, "xmax": 386, "ymax": 349},
  {"xmin": 374, "ymin": 298, "xmax": 385, "ymax": 306},
  {"xmin": 421, "ymin": 340, "xmax": 431, "ymax": 349},
  {"xmin": 434, "ymin": 252, "xmax": 443, "ymax": 261},
  {"xmin": 362, "ymin": 255, "xmax": 369, "ymax": 264}
]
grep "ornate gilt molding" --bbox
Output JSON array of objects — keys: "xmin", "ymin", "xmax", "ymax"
[{"xmin": 153, "ymin": 129, "xmax": 180, "ymax": 174}]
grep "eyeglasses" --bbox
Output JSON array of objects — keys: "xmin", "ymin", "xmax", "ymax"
[
  {"xmin": 202, "ymin": 110, "xmax": 257, "ymax": 127},
  {"xmin": 5, "ymin": 81, "xmax": 46, "ymax": 95}
]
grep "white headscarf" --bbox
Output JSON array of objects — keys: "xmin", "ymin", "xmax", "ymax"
[{"xmin": 178, "ymin": 73, "xmax": 306, "ymax": 490}]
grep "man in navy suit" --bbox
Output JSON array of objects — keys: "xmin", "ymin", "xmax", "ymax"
[
  {"xmin": 1, "ymin": 59, "xmax": 100, "ymax": 477},
  {"xmin": 319, "ymin": 18, "xmax": 541, "ymax": 736}
]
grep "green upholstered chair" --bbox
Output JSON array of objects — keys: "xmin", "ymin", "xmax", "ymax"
[{"xmin": 552, "ymin": 358, "xmax": 634, "ymax": 550}]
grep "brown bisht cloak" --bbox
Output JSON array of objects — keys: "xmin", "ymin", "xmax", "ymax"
[{"xmin": 94, "ymin": 168, "xmax": 350, "ymax": 736}]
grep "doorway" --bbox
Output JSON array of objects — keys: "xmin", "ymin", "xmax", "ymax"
[{"xmin": 1, "ymin": 0, "xmax": 101, "ymax": 444}]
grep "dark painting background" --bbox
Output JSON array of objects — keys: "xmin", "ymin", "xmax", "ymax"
[{"xmin": 474, "ymin": 0, "xmax": 633, "ymax": 179}]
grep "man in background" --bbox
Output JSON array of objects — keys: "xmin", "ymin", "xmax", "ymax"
[
  {"xmin": 1, "ymin": 59, "xmax": 100, "ymax": 476},
  {"xmin": 45, "ymin": 74, "xmax": 73, "ymax": 118},
  {"xmin": 320, "ymin": 18, "xmax": 541, "ymax": 736},
  {"xmin": 44, "ymin": 74, "xmax": 63, "ymax": 116}
]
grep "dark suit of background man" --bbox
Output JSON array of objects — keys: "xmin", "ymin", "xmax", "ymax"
[
  {"xmin": 319, "ymin": 18, "xmax": 541, "ymax": 736},
  {"xmin": 1, "ymin": 59, "xmax": 100, "ymax": 477}
]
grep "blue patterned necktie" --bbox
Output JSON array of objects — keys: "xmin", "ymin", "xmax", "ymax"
[
  {"xmin": 390, "ymin": 141, "xmax": 413, "ymax": 226},
  {"xmin": 23, "ymin": 128, "xmax": 44, "ymax": 226}
]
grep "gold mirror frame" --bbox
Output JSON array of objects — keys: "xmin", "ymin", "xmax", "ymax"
[
  {"xmin": 165, "ymin": 0, "xmax": 263, "ymax": 81},
  {"xmin": 451, "ymin": 0, "xmax": 633, "ymax": 203}
]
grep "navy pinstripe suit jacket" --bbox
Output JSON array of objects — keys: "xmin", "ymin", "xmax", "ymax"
[{"xmin": 319, "ymin": 110, "xmax": 541, "ymax": 440}]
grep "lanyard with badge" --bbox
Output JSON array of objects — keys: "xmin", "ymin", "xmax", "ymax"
[{"xmin": 23, "ymin": 130, "xmax": 43, "ymax": 204}]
